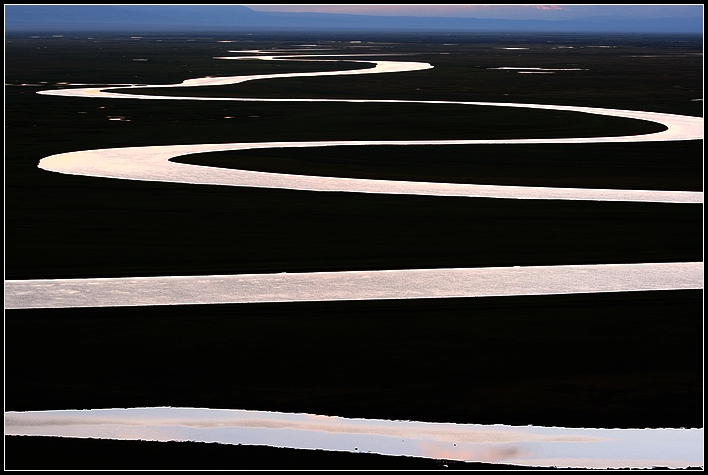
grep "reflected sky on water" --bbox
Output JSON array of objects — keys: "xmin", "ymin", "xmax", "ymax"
[
  {"xmin": 5, "ymin": 407, "xmax": 703, "ymax": 469},
  {"xmin": 5, "ymin": 262, "xmax": 703, "ymax": 309},
  {"xmin": 11, "ymin": 48, "xmax": 704, "ymax": 470}
]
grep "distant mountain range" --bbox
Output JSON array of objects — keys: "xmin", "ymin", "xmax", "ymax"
[{"xmin": 5, "ymin": 5, "xmax": 703, "ymax": 34}]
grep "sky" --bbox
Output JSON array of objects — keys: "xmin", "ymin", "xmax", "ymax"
[
  {"xmin": 243, "ymin": 4, "xmax": 704, "ymax": 20},
  {"xmin": 5, "ymin": 4, "xmax": 703, "ymax": 34}
]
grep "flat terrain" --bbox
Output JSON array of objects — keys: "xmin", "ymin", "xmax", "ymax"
[
  {"xmin": 4, "ymin": 31, "xmax": 703, "ymax": 469},
  {"xmin": 7, "ymin": 291, "xmax": 702, "ymax": 428},
  {"xmin": 175, "ymin": 141, "xmax": 702, "ymax": 191}
]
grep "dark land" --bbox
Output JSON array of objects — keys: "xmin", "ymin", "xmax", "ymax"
[
  {"xmin": 4, "ymin": 32, "xmax": 703, "ymax": 470},
  {"xmin": 7, "ymin": 291, "xmax": 702, "ymax": 429},
  {"xmin": 176, "ymin": 141, "xmax": 703, "ymax": 192}
]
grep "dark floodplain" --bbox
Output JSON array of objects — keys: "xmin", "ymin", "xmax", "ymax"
[{"xmin": 5, "ymin": 31, "xmax": 703, "ymax": 470}]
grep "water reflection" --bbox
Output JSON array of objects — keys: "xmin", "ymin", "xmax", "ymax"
[
  {"xmin": 15, "ymin": 45, "xmax": 705, "ymax": 471},
  {"xmin": 5, "ymin": 262, "xmax": 703, "ymax": 309},
  {"xmin": 5, "ymin": 407, "xmax": 702, "ymax": 468},
  {"xmin": 33, "ymin": 52, "xmax": 703, "ymax": 204}
]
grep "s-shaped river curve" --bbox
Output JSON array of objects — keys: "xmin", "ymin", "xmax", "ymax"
[
  {"xmin": 37, "ymin": 55, "xmax": 703, "ymax": 203},
  {"xmin": 6, "ymin": 53, "xmax": 703, "ymax": 308}
]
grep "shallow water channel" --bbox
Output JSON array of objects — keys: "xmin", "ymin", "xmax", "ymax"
[
  {"xmin": 5, "ymin": 407, "xmax": 703, "ymax": 469},
  {"xmin": 10, "ymin": 49, "xmax": 704, "ymax": 469}
]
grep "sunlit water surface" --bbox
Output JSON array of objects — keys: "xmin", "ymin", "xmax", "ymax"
[
  {"xmin": 5, "ymin": 407, "xmax": 703, "ymax": 469},
  {"xmin": 35, "ymin": 52, "xmax": 703, "ymax": 203},
  {"xmin": 5, "ymin": 262, "xmax": 702, "ymax": 309},
  {"xmin": 12, "ymin": 48, "xmax": 704, "ymax": 468}
]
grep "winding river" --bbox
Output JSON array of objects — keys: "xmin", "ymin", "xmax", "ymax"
[
  {"xmin": 5, "ymin": 48, "xmax": 704, "ymax": 468},
  {"xmin": 36, "ymin": 54, "xmax": 703, "ymax": 203},
  {"xmin": 6, "ymin": 52, "xmax": 704, "ymax": 308}
]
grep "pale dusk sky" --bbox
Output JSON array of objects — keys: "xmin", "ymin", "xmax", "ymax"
[{"xmin": 243, "ymin": 4, "xmax": 703, "ymax": 20}]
